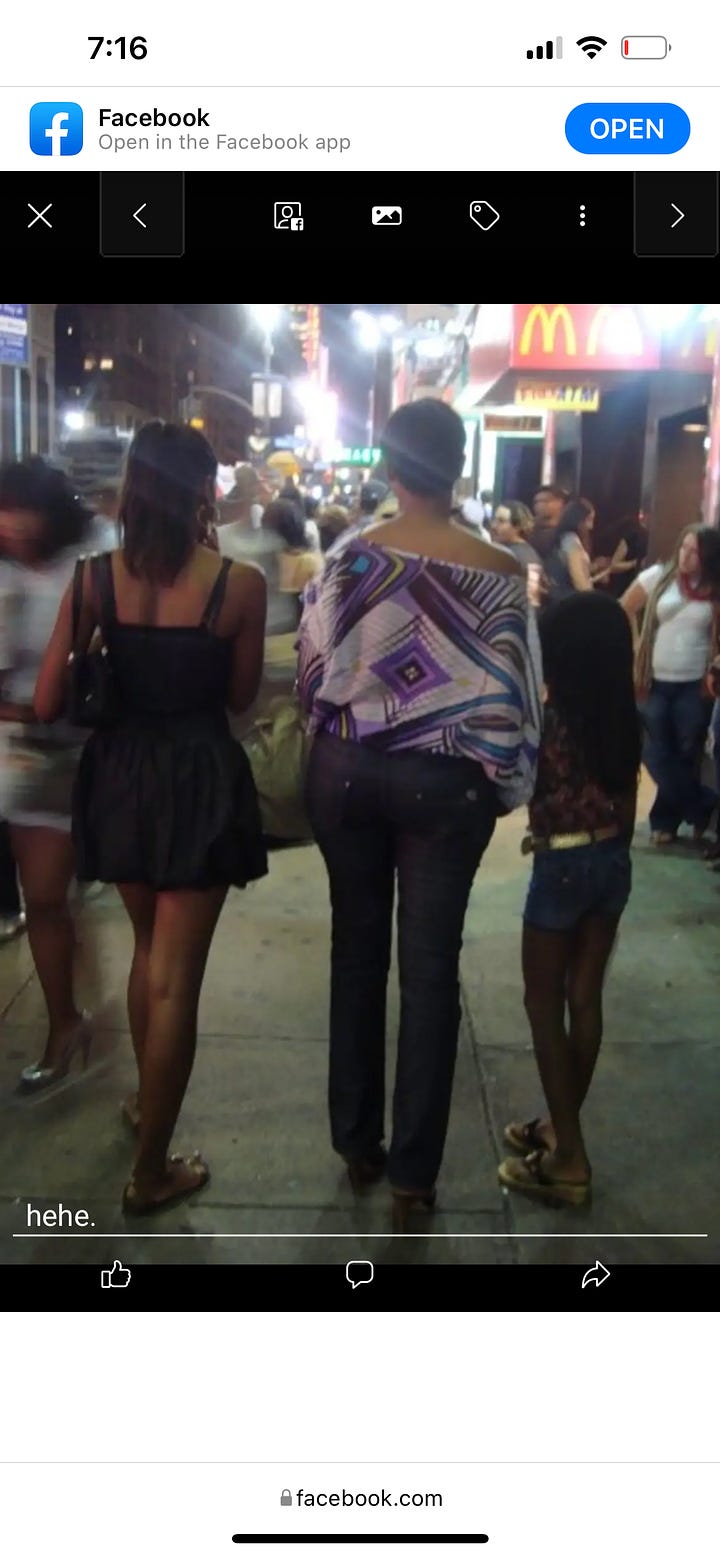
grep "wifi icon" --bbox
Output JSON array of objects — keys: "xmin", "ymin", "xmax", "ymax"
[{"xmin": 577, "ymin": 35, "xmax": 607, "ymax": 57}]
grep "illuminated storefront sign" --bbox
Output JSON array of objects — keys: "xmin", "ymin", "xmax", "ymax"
[
  {"xmin": 663, "ymin": 320, "xmax": 718, "ymax": 371},
  {"xmin": 484, "ymin": 413, "xmax": 543, "ymax": 432},
  {"xmin": 337, "ymin": 446, "xmax": 382, "ymax": 466},
  {"xmin": 0, "ymin": 303, "xmax": 28, "ymax": 366},
  {"xmin": 514, "ymin": 381, "xmax": 600, "ymax": 412},
  {"xmin": 512, "ymin": 304, "xmax": 659, "ymax": 371}
]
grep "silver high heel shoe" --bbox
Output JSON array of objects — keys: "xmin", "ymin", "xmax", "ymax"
[{"xmin": 19, "ymin": 1012, "xmax": 93, "ymax": 1092}]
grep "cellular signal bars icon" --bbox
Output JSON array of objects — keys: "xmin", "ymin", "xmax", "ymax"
[{"xmin": 527, "ymin": 36, "xmax": 563, "ymax": 59}]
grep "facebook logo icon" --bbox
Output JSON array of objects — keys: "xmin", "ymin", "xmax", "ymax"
[{"xmin": 29, "ymin": 102, "xmax": 83, "ymax": 157}]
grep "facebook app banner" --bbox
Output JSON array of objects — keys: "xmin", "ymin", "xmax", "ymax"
[{"xmin": 29, "ymin": 103, "xmax": 83, "ymax": 156}]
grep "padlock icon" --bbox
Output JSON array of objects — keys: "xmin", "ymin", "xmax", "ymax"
[{"xmin": 281, "ymin": 1490, "xmax": 292, "ymax": 1507}]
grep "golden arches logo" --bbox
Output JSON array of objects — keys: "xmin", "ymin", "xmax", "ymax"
[
  {"xmin": 586, "ymin": 304, "xmax": 644, "ymax": 357},
  {"xmin": 678, "ymin": 323, "xmax": 718, "ymax": 359},
  {"xmin": 518, "ymin": 305, "xmax": 577, "ymax": 357}
]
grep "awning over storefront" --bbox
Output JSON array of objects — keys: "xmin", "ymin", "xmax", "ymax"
[{"xmin": 458, "ymin": 304, "xmax": 718, "ymax": 410}]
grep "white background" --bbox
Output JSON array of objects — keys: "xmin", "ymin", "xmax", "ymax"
[
  {"xmin": 0, "ymin": 1465, "xmax": 715, "ymax": 1556},
  {"xmin": 1, "ymin": 6, "xmax": 717, "ymax": 88},
  {"xmin": 2, "ymin": 6, "xmax": 720, "ymax": 168}
]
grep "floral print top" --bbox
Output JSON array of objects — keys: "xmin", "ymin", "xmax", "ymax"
[{"xmin": 528, "ymin": 705, "xmax": 620, "ymax": 835}]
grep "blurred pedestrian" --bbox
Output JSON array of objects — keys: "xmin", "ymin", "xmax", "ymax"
[
  {"xmin": 492, "ymin": 501, "xmax": 540, "ymax": 568},
  {"xmin": 0, "ymin": 458, "xmax": 92, "ymax": 1088},
  {"xmin": 493, "ymin": 501, "xmax": 542, "ymax": 607},
  {"xmin": 318, "ymin": 504, "xmax": 351, "ymax": 553},
  {"xmin": 36, "ymin": 421, "xmax": 268, "ymax": 1214},
  {"xmin": 89, "ymin": 481, "xmax": 122, "ymax": 552},
  {"xmin": 266, "ymin": 500, "xmax": 323, "ymax": 627},
  {"xmin": 541, "ymin": 497, "xmax": 599, "ymax": 603},
  {"xmin": 621, "ymin": 523, "xmax": 720, "ymax": 845},
  {"xmin": 499, "ymin": 593, "xmax": 641, "ymax": 1207}
]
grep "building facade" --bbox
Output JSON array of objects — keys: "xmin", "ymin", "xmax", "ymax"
[
  {"xmin": 0, "ymin": 304, "xmax": 56, "ymax": 461},
  {"xmin": 56, "ymin": 304, "xmax": 253, "ymax": 462},
  {"xmin": 453, "ymin": 303, "xmax": 719, "ymax": 558}
]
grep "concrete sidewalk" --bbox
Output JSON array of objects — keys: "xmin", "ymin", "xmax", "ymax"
[{"xmin": 1, "ymin": 777, "xmax": 718, "ymax": 1267}]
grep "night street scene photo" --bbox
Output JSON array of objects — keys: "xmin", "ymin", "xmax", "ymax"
[{"xmin": 0, "ymin": 302, "xmax": 718, "ymax": 1298}]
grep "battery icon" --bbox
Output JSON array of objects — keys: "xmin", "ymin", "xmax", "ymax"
[{"xmin": 621, "ymin": 36, "xmax": 669, "ymax": 58}]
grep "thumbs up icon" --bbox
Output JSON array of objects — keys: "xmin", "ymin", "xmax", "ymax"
[{"xmin": 100, "ymin": 1259, "xmax": 132, "ymax": 1289}]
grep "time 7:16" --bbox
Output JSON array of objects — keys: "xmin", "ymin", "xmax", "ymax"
[{"xmin": 88, "ymin": 36, "xmax": 148, "ymax": 58}]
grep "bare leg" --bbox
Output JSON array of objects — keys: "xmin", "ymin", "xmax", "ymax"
[
  {"xmin": 565, "ymin": 913, "xmax": 621, "ymax": 1114},
  {"xmin": 117, "ymin": 883, "xmax": 157, "ymax": 1126},
  {"xmin": 10, "ymin": 825, "xmax": 80, "ymax": 1067},
  {"xmin": 522, "ymin": 923, "xmax": 589, "ymax": 1182},
  {"xmin": 519, "ymin": 914, "xmax": 622, "ymax": 1154},
  {"xmin": 131, "ymin": 886, "xmax": 226, "ymax": 1197}
]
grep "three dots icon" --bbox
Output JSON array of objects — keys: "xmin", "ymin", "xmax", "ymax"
[{"xmin": 579, "ymin": 204, "xmax": 586, "ymax": 227}]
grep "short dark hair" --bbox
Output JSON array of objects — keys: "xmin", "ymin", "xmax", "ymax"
[
  {"xmin": 0, "ymin": 457, "xmax": 91, "ymax": 560},
  {"xmin": 382, "ymin": 400, "xmax": 466, "ymax": 497},
  {"xmin": 534, "ymin": 483, "xmax": 570, "ymax": 501},
  {"xmin": 263, "ymin": 499, "xmax": 307, "ymax": 550},
  {"xmin": 359, "ymin": 480, "xmax": 388, "ymax": 514},
  {"xmin": 120, "ymin": 421, "xmax": 217, "ymax": 585}
]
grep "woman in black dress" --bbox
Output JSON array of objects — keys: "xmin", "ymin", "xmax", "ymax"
[{"xmin": 36, "ymin": 423, "xmax": 268, "ymax": 1214}]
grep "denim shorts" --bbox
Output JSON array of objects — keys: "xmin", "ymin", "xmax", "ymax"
[{"xmin": 523, "ymin": 837, "xmax": 632, "ymax": 932}]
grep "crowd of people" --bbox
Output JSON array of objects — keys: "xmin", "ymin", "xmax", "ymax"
[{"xmin": 1, "ymin": 403, "xmax": 720, "ymax": 1226}]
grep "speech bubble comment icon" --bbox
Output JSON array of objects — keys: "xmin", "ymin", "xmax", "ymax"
[{"xmin": 346, "ymin": 1260, "xmax": 374, "ymax": 1289}]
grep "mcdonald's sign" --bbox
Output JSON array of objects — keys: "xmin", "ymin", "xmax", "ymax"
[
  {"xmin": 662, "ymin": 319, "xmax": 718, "ymax": 371},
  {"xmin": 512, "ymin": 305, "xmax": 660, "ymax": 371},
  {"xmin": 517, "ymin": 305, "xmax": 577, "ymax": 362}
]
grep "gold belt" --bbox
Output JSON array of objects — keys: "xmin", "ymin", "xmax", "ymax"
[{"xmin": 522, "ymin": 824, "xmax": 621, "ymax": 855}]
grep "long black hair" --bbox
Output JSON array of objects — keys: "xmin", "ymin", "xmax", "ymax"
[
  {"xmin": 0, "ymin": 457, "xmax": 91, "ymax": 560},
  {"xmin": 120, "ymin": 421, "xmax": 218, "ymax": 585},
  {"xmin": 556, "ymin": 495, "xmax": 594, "ymax": 538},
  {"xmin": 539, "ymin": 592, "xmax": 642, "ymax": 796}
]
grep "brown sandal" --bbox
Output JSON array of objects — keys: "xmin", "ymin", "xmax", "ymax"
[
  {"xmin": 122, "ymin": 1152, "xmax": 210, "ymax": 1216},
  {"xmin": 498, "ymin": 1150, "xmax": 591, "ymax": 1208},
  {"xmin": 503, "ymin": 1118, "xmax": 552, "ymax": 1154}
]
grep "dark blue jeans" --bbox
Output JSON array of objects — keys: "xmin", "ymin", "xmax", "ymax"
[
  {"xmin": 306, "ymin": 735, "xmax": 498, "ymax": 1192},
  {"xmin": 642, "ymin": 679, "xmax": 715, "ymax": 835}
]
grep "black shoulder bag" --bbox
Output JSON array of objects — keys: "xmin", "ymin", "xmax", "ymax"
[{"xmin": 67, "ymin": 555, "xmax": 120, "ymax": 727}]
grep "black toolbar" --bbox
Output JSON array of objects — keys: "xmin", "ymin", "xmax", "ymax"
[
  {"xmin": 1, "ymin": 1258, "xmax": 713, "ymax": 1313},
  {"xmin": 4, "ymin": 172, "xmax": 720, "ymax": 272}
]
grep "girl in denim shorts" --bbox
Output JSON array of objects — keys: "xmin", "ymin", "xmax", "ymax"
[{"xmin": 498, "ymin": 591, "xmax": 641, "ymax": 1207}]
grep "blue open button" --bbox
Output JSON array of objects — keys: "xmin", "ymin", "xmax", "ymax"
[{"xmin": 565, "ymin": 103, "xmax": 690, "ymax": 153}]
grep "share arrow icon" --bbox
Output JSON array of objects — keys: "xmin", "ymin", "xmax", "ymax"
[{"xmin": 582, "ymin": 1260, "xmax": 611, "ymax": 1289}]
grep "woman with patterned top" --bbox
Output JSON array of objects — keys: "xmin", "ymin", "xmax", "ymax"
[
  {"xmin": 498, "ymin": 592, "xmax": 641, "ymax": 1208},
  {"xmin": 298, "ymin": 400, "xmax": 543, "ymax": 1231}
]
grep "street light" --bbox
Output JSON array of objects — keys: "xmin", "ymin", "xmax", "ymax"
[
  {"xmin": 247, "ymin": 304, "xmax": 283, "ymax": 434},
  {"xmin": 351, "ymin": 310, "xmax": 402, "ymax": 443}
]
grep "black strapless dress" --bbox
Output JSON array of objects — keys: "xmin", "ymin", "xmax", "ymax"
[{"xmin": 72, "ymin": 555, "xmax": 267, "ymax": 891}]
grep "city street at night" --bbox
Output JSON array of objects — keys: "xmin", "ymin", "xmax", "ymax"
[
  {"xmin": 1, "ymin": 776, "xmax": 718, "ymax": 1269},
  {"xmin": 1, "ymin": 303, "xmax": 720, "ymax": 1284}
]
